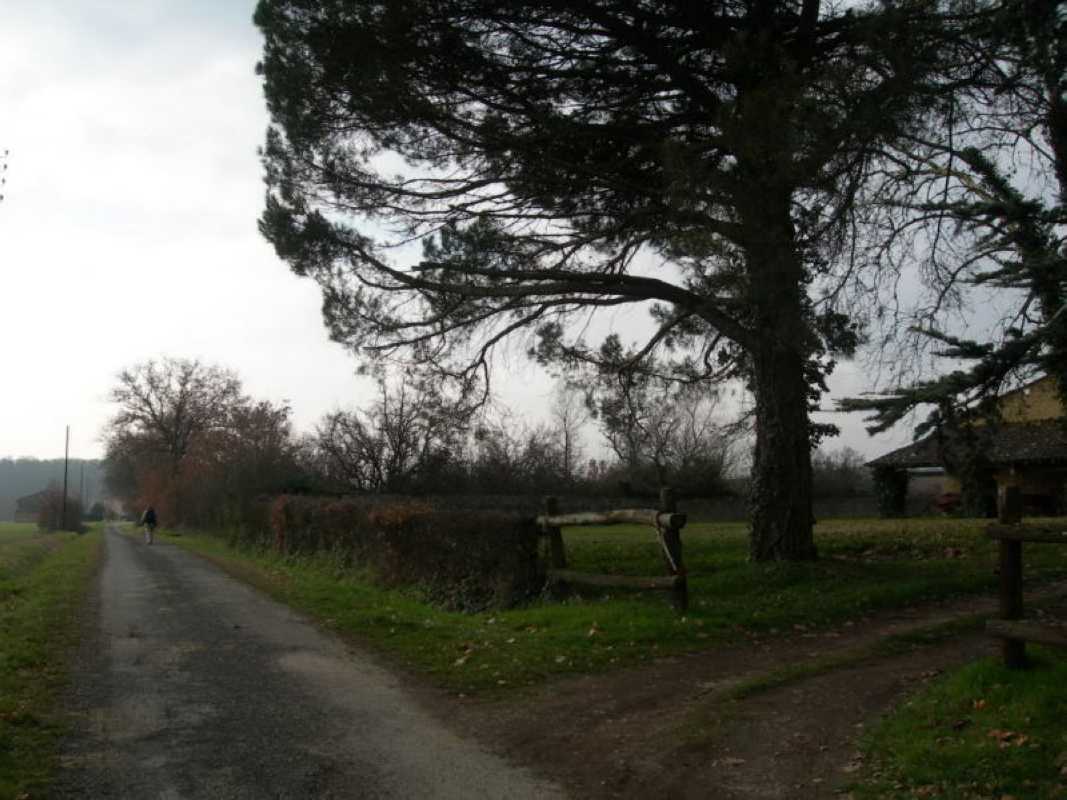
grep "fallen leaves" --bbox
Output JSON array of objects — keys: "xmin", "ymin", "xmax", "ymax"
[{"xmin": 987, "ymin": 729, "xmax": 1030, "ymax": 749}]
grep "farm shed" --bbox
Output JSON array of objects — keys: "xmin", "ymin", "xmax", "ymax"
[
  {"xmin": 868, "ymin": 376, "xmax": 1067, "ymax": 516},
  {"xmin": 14, "ymin": 489, "xmax": 49, "ymax": 523}
]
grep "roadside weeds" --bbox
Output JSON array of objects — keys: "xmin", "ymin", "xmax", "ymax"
[{"xmin": 0, "ymin": 527, "xmax": 102, "ymax": 799}]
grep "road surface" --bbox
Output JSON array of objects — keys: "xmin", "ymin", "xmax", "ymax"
[{"xmin": 53, "ymin": 527, "xmax": 564, "ymax": 799}]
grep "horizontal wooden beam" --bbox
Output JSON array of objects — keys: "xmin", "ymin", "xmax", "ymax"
[
  {"xmin": 987, "ymin": 619, "xmax": 1067, "ymax": 648},
  {"xmin": 987, "ymin": 524, "xmax": 1067, "ymax": 543},
  {"xmin": 537, "ymin": 510, "xmax": 686, "ymax": 529},
  {"xmin": 546, "ymin": 569, "xmax": 681, "ymax": 591}
]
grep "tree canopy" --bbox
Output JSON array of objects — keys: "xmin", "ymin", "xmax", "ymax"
[
  {"xmin": 840, "ymin": 0, "xmax": 1066, "ymax": 435},
  {"xmin": 104, "ymin": 357, "xmax": 303, "ymax": 525},
  {"xmin": 106, "ymin": 358, "xmax": 244, "ymax": 469},
  {"xmin": 255, "ymin": 0, "xmax": 946, "ymax": 559}
]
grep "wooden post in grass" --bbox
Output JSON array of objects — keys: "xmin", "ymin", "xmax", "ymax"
[
  {"xmin": 659, "ymin": 487, "xmax": 688, "ymax": 614},
  {"xmin": 998, "ymin": 486, "xmax": 1026, "ymax": 668},
  {"xmin": 543, "ymin": 496, "xmax": 567, "ymax": 569}
]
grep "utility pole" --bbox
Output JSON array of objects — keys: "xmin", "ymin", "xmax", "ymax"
[
  {"xmin": 80, "ymin": 462, "xmax": 85, "ymax": 510},
  {"xmin": 0, "ymin": 148, "xmax": 8, "ymax": 204},
  {"xmin": 62, "ymin": 425, "xmax": 70, "ymax": 531}
]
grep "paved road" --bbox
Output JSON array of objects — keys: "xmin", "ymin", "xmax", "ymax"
[{"xmin": 53, "ymin": 527, "xmax": 564, "ymax": 799}]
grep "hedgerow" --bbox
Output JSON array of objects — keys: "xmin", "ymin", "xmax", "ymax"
[{"xmin": 233, "ymin": 495, "xmax": 543, "ymax": 612}]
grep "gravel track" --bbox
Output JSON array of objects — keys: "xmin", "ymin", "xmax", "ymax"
[{"xmin": 51, "ymin": 527, "xmax": 564, "ymax": 799}]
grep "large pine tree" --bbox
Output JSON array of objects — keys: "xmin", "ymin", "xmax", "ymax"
[{"xmin": 255, "ymin": 0, "xmax": 943, "ymax": 560}]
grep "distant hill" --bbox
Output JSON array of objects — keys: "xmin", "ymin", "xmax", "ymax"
[{"xmin": 0, "ymin": 458, "xmax": 105, "ymax": 521}]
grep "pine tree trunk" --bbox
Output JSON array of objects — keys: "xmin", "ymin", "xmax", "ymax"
[
  {"xmin": 749, "ymin": 337, "xmax": 817, "ymax": 561},
  {"xmin": 739, "ymin": 184, "xmax": 818, "ymax": 562}
]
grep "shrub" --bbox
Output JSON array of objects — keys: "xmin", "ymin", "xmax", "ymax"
[
  {"xmin": 367, "ymin": 504, "xmax": 542, "ymax": 611},
  {"xmin": 255, "ymin": 495, "xmax": 544, "ymax": 611},
  {"xmin": 35, "ymin": 485, "xmax": 85, "ymax": 533}
]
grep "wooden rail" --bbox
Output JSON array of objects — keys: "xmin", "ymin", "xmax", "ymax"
[
  {"xmin": 536, "ymin": 510, "xmax": 687, "ymax": 530},
  {"xmin": 539, "ymin": 488, "xmax": 688, "ymax": 613},
  {"xmin": 986, "ymin": 486, "xmax": 1067, "ymax": 668}
]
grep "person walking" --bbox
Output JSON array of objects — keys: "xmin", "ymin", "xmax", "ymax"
[{"xmin": 139, "ymin": 505, "xmax": 158, "ymax": 545}]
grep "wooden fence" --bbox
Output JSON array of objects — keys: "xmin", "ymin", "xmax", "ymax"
[
  {"xmin": 537, "ymin": 487, "xmax": 688, "ymax": 613},
  {"xmin": 987, "ymin": 486, "xmax": 1067, "ymax": 668}
]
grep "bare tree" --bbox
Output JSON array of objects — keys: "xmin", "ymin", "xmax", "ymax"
[
  {"xmin": 586, "ymin": 344, "xmax": 739, "ymax": 496},
  {"xmin": 103, "ymin": 358, "xmax": 251, "ymax": 522},
  {"xmin": 314, "ymin": 374, "xmax": 466, "ymax": 493},
  {"xmin": 673, "ymin": 391, "xmax": 742, "ymax": 491},
  {"xmin": 550, "ymin": 382, "xmax": 588, "ymax": 486},
  {"xmin": 106, "ymin": 358, "xmax": 244, "ymax": 473},
  {"xmin": 810, "ymin": 447, "xmax": 870, "ymax": 499}
]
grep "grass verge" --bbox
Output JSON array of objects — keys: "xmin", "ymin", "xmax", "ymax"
[
  {"xmin": 0, "ymin": 526, "xmax": 102, "ymax": 799},
  {"xmin": 157, "ymin": 516, "xmax": 1067, "ymax": 695},
  {"xmin": 851, "ymin": 648, "xmax": 1067, "ymax": 799}
]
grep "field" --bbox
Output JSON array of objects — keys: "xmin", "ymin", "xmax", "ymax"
[
  {"xmin": 0, "ymin": 522, "xmax": 64, "ymax": 573},
  {"xmin": 166, "ymin": 515, "xmax": 1067, "ymax": 694},
  {"xmin": 0, "ymin": 523, "xmax": 102, "ymax": 798}
]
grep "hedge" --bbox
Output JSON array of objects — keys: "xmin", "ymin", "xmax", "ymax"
[{"xmin": 232, "ymin": 495, "xmax": 544, "ymax": 612}]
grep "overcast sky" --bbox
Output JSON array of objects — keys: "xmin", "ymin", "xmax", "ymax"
[{"xmin": 0, "ymin": 0, "xmax": 916, "ymax": 463}]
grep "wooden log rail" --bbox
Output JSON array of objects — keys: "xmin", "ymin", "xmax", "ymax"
[
  {"xmin": 986, "ymin": 486, "xmax": 1067, "ymax": 668},
  {"xmin": 539, "ymin": 488, "xmax": 689, "ymax": 613},
  {"xmin": 535, "ymin": 510, "xmax": 688, "ymax": 530}
]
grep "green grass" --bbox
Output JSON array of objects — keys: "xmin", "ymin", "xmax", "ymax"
[
  {"xmin": 159, "ymin": 516, "xmax": 1067, "ymax": 695},
  {"xmin": 0, "ymin": 525, "xmax": 102, "ymax": 798},
  {"xmin": 852, "ymin": 649, "xmax": 1067, "ymax": 799},
  {"xmin": 0, "ymin": 523, "xmax": 61, "ymax": 576}
]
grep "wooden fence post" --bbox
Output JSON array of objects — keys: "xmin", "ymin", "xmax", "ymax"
[
  {"xmin": 659, "ymin": 487, "xmax": 687, "ymax": 614},
  {"xmin": 543, "ymin": 496, "xmax": 567, "ymax": 569},
  {"xmin": 999, "ymin": 483, "xmax": 1023, "ymax": 525},
  {"xmin": 998, "ymin": 485, "xmax": 1026, "ymax": 668}
]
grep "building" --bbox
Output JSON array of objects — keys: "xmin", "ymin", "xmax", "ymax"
[
  {"xmin": 13, "ymin": 489, "xmax": 49, "ymax": 523},
  {"xmin": 867, "ymin": 376, "xmax": 1067, "ymax": 516}
]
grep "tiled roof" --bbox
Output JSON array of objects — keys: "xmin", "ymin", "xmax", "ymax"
[{"xmin": 867, "ymin": 420, "xmax": 1067, "ymax": 469}]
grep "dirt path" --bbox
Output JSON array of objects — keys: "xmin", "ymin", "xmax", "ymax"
[
  {"xmin": 52, "ymin": 527, "xmax": 564, "ymax": 799},
  {"xmin": 449, "ymin": 583, "xmax": 1067, "ymax": 799}
]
